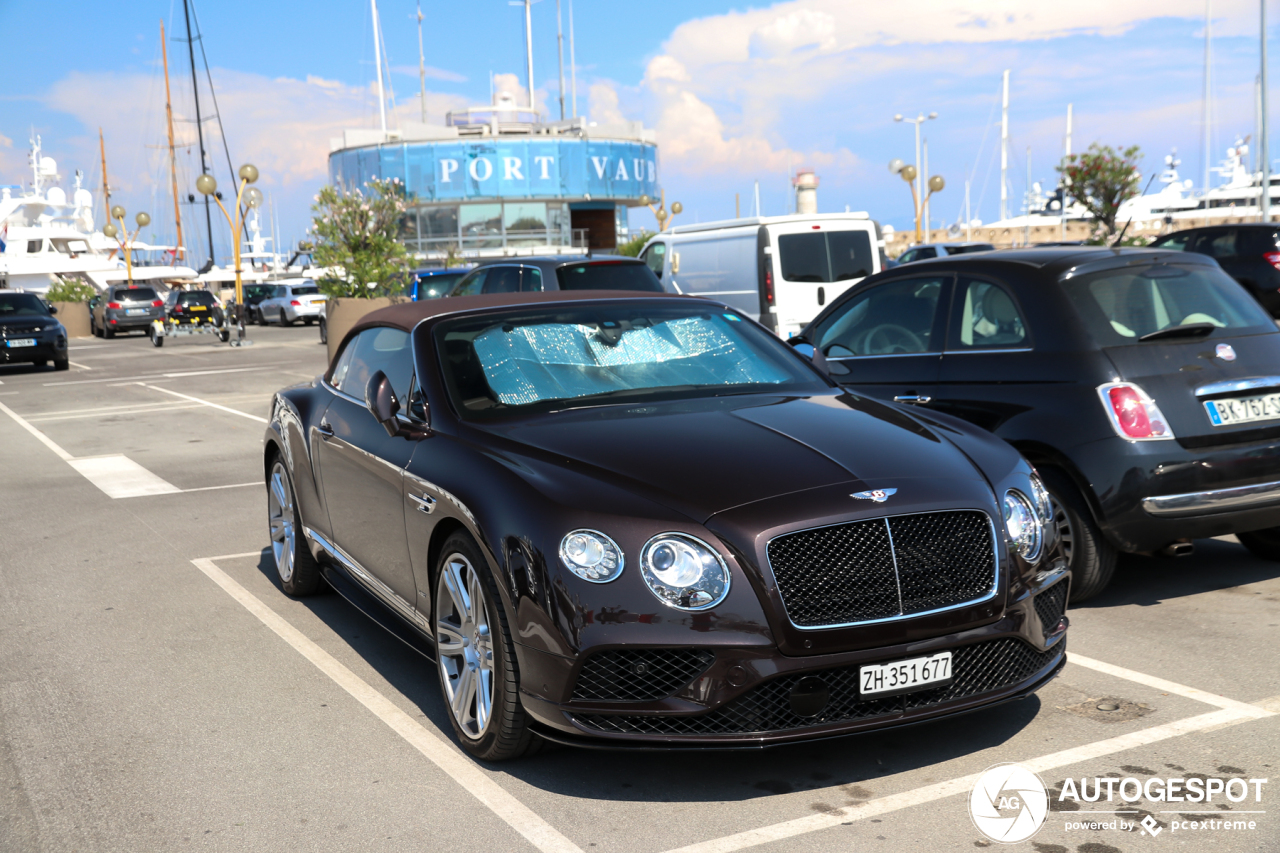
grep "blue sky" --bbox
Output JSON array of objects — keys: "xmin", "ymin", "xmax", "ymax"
[{"xmin": 0, "ymin": 0, "xmax": 1273, "ymax": 260}]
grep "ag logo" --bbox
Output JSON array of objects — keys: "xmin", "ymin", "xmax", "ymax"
[{"xmin": 969, "ymin": 762, "xmax": 1049, "ymax": 843}]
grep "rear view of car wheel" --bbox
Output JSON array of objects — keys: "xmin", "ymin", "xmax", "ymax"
[
  {"xmin": 267, "ymin": 458, "xmax": 322, "ymax": 596},
  {"xmin": 1041, "ymin": 469, "xmax": 1116, "ymax": 602},
  {"xmin": 53, "ymin": 357, "xmax": 69, "ymax": 371},
  {"xmin": 1237, "ymin": 527, "xmax": 1280, "ymax": 560},
  {"xmin": 433, "ymin": 532, "xmax": 539, "ymax": 761},
  {"xmin": 319, "ymin": 317, "xmax": 327, "ymax": 345}
]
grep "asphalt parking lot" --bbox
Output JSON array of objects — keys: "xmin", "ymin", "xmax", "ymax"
[{"xmin": 1, "ymin": 324, "xmax": 1277, "ymax": 853}]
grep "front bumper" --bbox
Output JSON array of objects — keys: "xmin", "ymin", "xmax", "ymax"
[
  {"xmin": 515, "ymin": 570, "xmax": 1069, "ymax": 748},
  {"xmin": 1, "ymin": 334, "xmax": 66, "ymax": 363}
]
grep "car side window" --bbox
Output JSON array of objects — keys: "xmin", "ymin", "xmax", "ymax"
[
  {"xmin": 810, "ymin": 276, "xmax": 947, "ymax": 357},
  {"xmin": 1194, "ymin": 230, "xmax": 1236, "ymax": 258},
  {"xmin": 641, "ymin": 242, "xmax": 666, "ymax": 278},
  {"xmin": 916, "ymin": 247, "xmax": 938, "ymax": 260},
  {"xmin": 1150, "ymin": 231, "xmax": 1195, "ymax": 252},
  {"xmin": 521, "ymin": 267, "xmax": 543, "ymax": 292},
  {"xmin": 482, "ymin": 266, "xmax": 522, "ymax": 294},
  {"xmin": 452, "ymin": 269, "xmax": 486, "ymax": 297},
  {"xmin": 897, "ymin": 250, "xmax": 918, "ymax": 264},
  {"xmin": 333, "ymin": 327, "xmax": 414, "ymax": 405},
  {"xmin": 1238, "ymin": 228, "xmax": 1280, "ymax": 255},
  {"xmin": 950, "ymin": 278, "xmax": 1028, "ymax": 349}
]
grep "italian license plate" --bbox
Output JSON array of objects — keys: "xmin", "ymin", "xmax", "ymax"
[
  {"xmin": 5, "ymin": 338, "xmax": 36, "ymax": 348},
  {"xmin": 860, "ymin": 651, "xmax": 953, "ymax": 697},
  {"xmin": 1203, "ymin": 393, "xmax": 1280, "ymax": 427},
  {"xmin": 126, "ymin": 308, "xmax": 146, "ymax": 316}
]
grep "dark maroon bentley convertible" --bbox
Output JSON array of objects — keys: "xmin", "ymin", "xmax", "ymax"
[{"xmin": 263, "ymin": 291, "xmax": 1068, "ymax": 760}]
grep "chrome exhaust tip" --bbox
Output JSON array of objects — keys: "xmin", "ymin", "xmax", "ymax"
[{"xmin": 1160, "ymin": 541, "xmax": 1195, "ymax": 557}]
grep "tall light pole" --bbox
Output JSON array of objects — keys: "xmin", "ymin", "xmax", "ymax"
[
  {"xmin": 890, "ymin": 159, "xmax": 945, "ymax": 244},
  {"xmin": 894, "ymin": 111, "xmax": 937, "ymax": 234},
  {"xmin": 102, "ymin": 206, "xmax": 151, "ymax": 285},
  {"xmin": 198, "ymin": 164, "xmax": 263, "ymax": 347}
]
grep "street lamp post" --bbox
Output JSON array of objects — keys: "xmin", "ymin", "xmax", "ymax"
[
  {"xmin": 197, "ymin": 164, "xmax": 263, "ymax": 346},
  {"xmin": 102, "ymin": 206, "xmax": 151, "ymax": 285},
  {"xmin": 642, "ymin": 191, "xmax": 683, "ymax": 233},
  {"xmin": 889, "ymin": 160, "xmax": 945, "ymax": 244},
  {"xmin": 894, "ymin": 112, "xmax": 937, "ymax": 236}
]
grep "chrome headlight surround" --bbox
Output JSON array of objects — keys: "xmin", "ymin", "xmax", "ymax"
[
  {"xmin": 558, "ymin": 529, "xmax": 624, "ymax": 583},
  {"xmin": 639, "ymin": 532, "xmax": 731, "ymax": 611},
  {"xmin": 1003, "ymin": 489, "xmax": 1044, "ymax": 564}
]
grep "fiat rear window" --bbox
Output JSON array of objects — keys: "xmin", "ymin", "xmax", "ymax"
[{"xmin": 1061, "ymin": 265, "xmax": 1274, "ymax": 345}]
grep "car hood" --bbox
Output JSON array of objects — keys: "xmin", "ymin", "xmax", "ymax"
[
  {"xmin": 473, "ymin": 391, "xmax": 992, "ymax": 523},
  {"xmin": 0, "ymin": 316, "xmax": 56, "ymax": 332}
]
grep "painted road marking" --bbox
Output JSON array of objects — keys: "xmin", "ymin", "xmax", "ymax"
[
  {"xmin": 67, "ymin": 361, "xmax": 92, "ymax": 370},
  {"xmin": 0, "ymin": 399, "xmax": 256, "ymax": 498},
  {"xmin": 26, "ymin": 402, "xmax": 203, "ymax": 422},
  {"xmin": 43, "ymin": 365, "xmax": 278, "ymax": 387},
  {"xmin": 192, "ymin": 553, "xmax": 584, "ymax": 853},
  {"xmin": 67, "ymin": 455, "xmax": 181, "ymax": 498},
  {"xmin": 138, "ymin": 383, "xmax": 268, "ymax": 423}
]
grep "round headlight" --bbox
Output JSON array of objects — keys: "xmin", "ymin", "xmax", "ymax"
[
  {"xmin": 640, "ymin": 533, "xmax": 730, "ymax": 610},
  {"xmin": 559, "ymin": 529, "xmax": 623, "ymax": 583},
  {"xmin": 1003, "ymin": 490, "xmax": 1043, "ymax": 563}
]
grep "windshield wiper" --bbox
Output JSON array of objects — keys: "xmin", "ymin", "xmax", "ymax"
[{"xmin": 1138, "ymin": 322, "xmax": 1216, "ymax": 342}]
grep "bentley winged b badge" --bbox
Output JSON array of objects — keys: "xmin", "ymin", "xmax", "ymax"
[{"xmin": 851, "ymin": 488, "xmax": 897, "ymax": 503}]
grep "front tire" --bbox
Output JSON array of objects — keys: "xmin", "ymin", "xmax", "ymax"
[
  {"xmin": 1237, "ymin": 527, "xmax": 1280, "ymax": 560},
  {"xmin": 267, "ymin": 457, "xmax": 322, "ymax": 596},
  {"xmin": 1041, "ymin": 469, "xmax": 1116, "ymax": 602},
  {"xmin": 433, "ymin": 533, "xmax": 538, "ymax": 761}
]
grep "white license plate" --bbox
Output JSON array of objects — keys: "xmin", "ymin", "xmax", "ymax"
[
  {"xmin": 860, "ymin": 651, "xmax": 953, "ymax": 696},
  {"xmin": 126, "ymin": 308, "xmax": 147, "ymax": 316},
  {"xmin": 5, "ymin": 338, "xmax": 36, "ymax": 348},
  {"xmin": 1203, "ymin": 393, "xmax": 1280, "ymax": 427}
]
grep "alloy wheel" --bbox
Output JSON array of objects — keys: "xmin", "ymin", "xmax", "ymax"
[
  {"xmin": 268, "ymin": 461, "xmax": 296, "ymax": 583},
  {"xmin": 1051, "ymin": 495, "xmax": 1075, "ymax": 566},
  {"xmin": 435, "ymin": 553, "xmax": 495, "ymax": 740}
]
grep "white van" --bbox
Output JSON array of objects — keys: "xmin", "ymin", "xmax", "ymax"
[{"xmin": 638, "ymin": 213, "xmax": 886, "ymax": 338}]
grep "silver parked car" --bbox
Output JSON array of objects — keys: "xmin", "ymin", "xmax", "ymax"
[
  {"xmin": 253, "ymin": 280, "xmax": 327, "ymax": 326},
  {"xmin": 896, "ymin": 242, "xmax": 995, "ymax": 264}
]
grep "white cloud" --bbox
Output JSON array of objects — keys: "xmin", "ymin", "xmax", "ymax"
[{"xmin": 390, "ymin": 64, "xmax": 468, "ymax": 83}]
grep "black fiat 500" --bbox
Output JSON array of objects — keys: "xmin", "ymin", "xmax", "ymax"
[
  {"xmin": 264, "ymin": 291, "xmax": 1066, "ymax": 760},
  {"xmin": 795, "ymin": 247, "xmax": 1280, "ymax": 601}
]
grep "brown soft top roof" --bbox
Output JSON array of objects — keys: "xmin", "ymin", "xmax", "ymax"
[{"xmin": 346, "ymin": 290, "xmax": 696, "ymax": 339}]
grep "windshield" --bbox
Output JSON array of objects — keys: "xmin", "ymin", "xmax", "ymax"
[
  {"xmin": 432, "ymin": 304, "xmax": 824, "ymax": 418},
  {"xmin": 1061, "ymin": 264, "xmax": 1275, "ymax": 345},
  {"xmin": 418, "ymin": 272, "xmax": 464, "ymax": 299},
  {"xmin": 115, "ymin": 287, "xmax": 159, "ymax": 303},
  {"xmin": 243, "ymin": 285, "xmax": 275, "ymax": 299},
  {"xmin": 178, "ymin": 291, "xmax": 217, "ymax": 305},
  {"xmin": 0, "ymin": 293, "xmax": 50, "ymax": 317},
  {"xmin": 555, "ymin": 262, "xmax": 664, "ymax": 292},
  {"xmin": 291, "ymin": 285, "xmax": 320, "ymax": 296},
  {"xmin": 944, "ymin": 244, "xmax": 994, "ymax": 255}
]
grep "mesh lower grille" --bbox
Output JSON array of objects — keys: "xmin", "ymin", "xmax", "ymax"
[
  {"xmin": 571, "ymin": 648, "xmax": 716, "ymax": 702},
  {"xmin": 1033, "ymin": 582, "xmax": 1068, "ymax": 637},
  {"xmin": 766, "ymin": 510, "xmax": 996, "ymax": 628},
  {"xmin": 573, "ymin": 637, "xmax": 1062, "ymax": 737}
]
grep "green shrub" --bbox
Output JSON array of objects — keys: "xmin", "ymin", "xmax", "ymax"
[
  {"xmin": 310, "ymin": 178, "xmax": 411, "ymax": 299},
  {"xmin": 616, "ymin": 230, "xmax": 656, "ymax": 257}
]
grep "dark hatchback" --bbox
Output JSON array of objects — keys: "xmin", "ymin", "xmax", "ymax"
[
  {"xmin": 0, "ymin": 293, "xmax": 68, "ymax": 370},
  {"xmin": 447, "ymin": 256, "xmax": 666, "ymax": 297},
  {"xmin": 1149, "ymin": 223, "xmax": 1280, "ymax": 316},
  {"xmin": 264, "ymin": 291, "xmax": 1067, "ymax": 759},
  {"xmin": 796, "ymin": 247, "xmax": 1280, "ymax": 601}
]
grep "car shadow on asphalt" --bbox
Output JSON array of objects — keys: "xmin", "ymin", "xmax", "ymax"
[
  {"xmin": 1073, "ymin": 536, "xmax": 1280, "ymax": 609},
  {"xmin": 251, "ymin": 549, "xmax": 1045, "ymax": 803}
]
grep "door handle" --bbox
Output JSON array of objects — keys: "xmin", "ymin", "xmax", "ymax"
[
  {"xmin": 409, "ymin": 493, "xmax": 436, "ymax": 514},
  {"xmin": 317, "ymin": 421, "xmax": 335, "ymax": 438},
  {"xmin": 893, "ymin": 395, "xmax": 932, "ymax": 404}
]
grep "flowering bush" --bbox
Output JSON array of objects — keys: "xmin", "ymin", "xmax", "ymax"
[
  {"xmin": 309, "ymin": 178, "xmax": 411, "ymax": 298},
  {"xmin": 45, "ymin": 277, "xmax": 97, "ymax": 302},
  {"xmin": 1056, "ymin": 143, "xmax": 1142, "ymax": 243}
]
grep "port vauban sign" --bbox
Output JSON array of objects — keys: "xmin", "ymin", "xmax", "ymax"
[{"xmin": 330, "ymin": 139, "xmax": 659, "ymax": 202}]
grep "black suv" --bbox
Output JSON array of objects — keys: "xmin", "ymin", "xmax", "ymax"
[
  {"xmin": 1149, "ymin": 224, "xmax": 1280, "ymax": 316},
  {"xmin": 448, "ymin": 256, "xmax": 666, "ymax": 296},
  {"xmin": 795, "ymin": 247, "xmax": 1280, "ymax": 601},
  {"xmin": 0, "ymin": 292, "xmax": 68, "ymax": 370}
]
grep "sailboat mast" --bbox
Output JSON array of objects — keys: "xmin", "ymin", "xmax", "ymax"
[
  {"xmin": 568, "ymin": 0, "xmax": 578, "ymax": 117},
  {"xmin": 1000, "ymin": 69, "xmax": 1009, "ymax": 222},
  {"xmin": 372, "ymin": 0, "xmax": 387, "ymax": 135},
  {"xmin": 160, "ymin": 20, "xmax": 185, "ymax": 262},
  {"xmin": 556, "ymin": 0, "xmax": 566, "ymax": 120},
  {"xmin": 523, "ymin": 0, "xmax": 535, "ymax": 111},
  {"xmin": 98, "ymin": 128, "xmax": 111, "ymax": 226},
  {"xmin": 1204, "ymin": 0, "xmax": 1213, "ymax": 194},
  {"xmin": 183, "ymin": 0, "xmax": 215, "ymax": 268},
  {"xmin": 1262, "ymin": 0, "xmax": 1271, "ymax": 223},
  {"xmin": 417, "ymin": 1, "xmax": 426, "ymax": 123}
]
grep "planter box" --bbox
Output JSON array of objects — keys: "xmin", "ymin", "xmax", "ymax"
[
  {"xmin": 51, "ymin": 302, "xmax": 92, "ymax": 338},
  {"xmin": 325, "ymin": 296, "xmax": 410, "ymax": 364}
]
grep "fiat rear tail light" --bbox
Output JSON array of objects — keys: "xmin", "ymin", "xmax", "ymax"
[
  {"xmin": 290, "ymin": 299, "xmax": 302, "ymax": 306},
  {"xmin": 107, "ymin": 301, "xmax": 121, "ymax": 309},
  {"xmin": 1097, "ymin": 382, "xmax": 1175, "ymax": 440},
  {"xmin": 1265, "ymin": 251, "xmax": 1280, "ymax": 271}
]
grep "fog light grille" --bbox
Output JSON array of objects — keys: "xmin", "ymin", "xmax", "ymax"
[
  {"xmin": 1033, "ymin": 582, "xmax": 1068, "ymax": 637},
  {"xmin": 571, "ymin": 648, "xmax": 716, "ymax": 702}
]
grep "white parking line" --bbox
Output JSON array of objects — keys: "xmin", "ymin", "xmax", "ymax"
[
  {"xmin": 44, "ymin": 365, "xmax": 279, "ymax": 387},
  {"xmin": 0, "ymin": 400, "xmax": 73, "ymax": 461},
  {"xmin": 26, "ymin": 402, "xmax": 203, "ymax": 423},
  {"xmin": 67, "ymin": 361, "xmax": 92, "ymax": 370},
  {"xmin": 138, "ymin": 383, "xmax": 268, "ymax": 423},
  {"xmin": 192, "ymin": 554, "xmax": 583, "ymax": 853}
]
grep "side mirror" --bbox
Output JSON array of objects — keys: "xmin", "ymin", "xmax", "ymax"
[
  {"xmin": 48, "ymin": 305, "xmax": 59, "ymax": 315},
  {"xmin": 365, "ymin": 370, "xmax": 402, "ymax": 438}
]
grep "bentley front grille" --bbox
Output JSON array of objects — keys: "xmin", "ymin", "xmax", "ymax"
[{"xmin": 766, "ymin": 510, "xmax": 997, "ymax": 628}]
